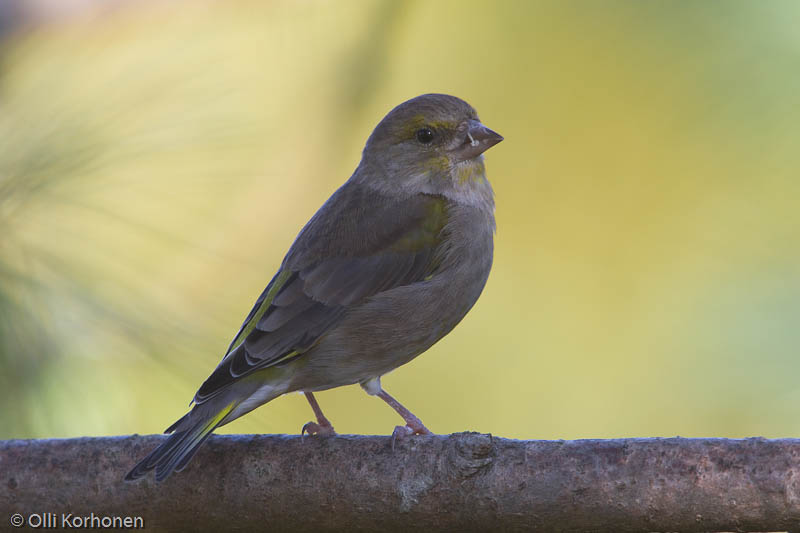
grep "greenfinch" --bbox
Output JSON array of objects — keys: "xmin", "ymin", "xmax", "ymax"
[{"xmin": 126, "ymin": 93, "xmax": 502, "ymax": 481}]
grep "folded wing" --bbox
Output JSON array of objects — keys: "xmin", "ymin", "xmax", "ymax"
[{"xmin": 194, "ymin": 185, "xmax": 448, "ymax": 404}]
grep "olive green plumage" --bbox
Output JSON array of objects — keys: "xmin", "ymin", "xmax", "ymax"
[{"xmin": 125, "ymin": 93, "xmax": 503, "ymax": 482}]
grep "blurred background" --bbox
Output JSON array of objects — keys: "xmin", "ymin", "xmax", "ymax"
[{"xmin": 1, "ymin": 0, "xmax": 798, "ymax": 441}]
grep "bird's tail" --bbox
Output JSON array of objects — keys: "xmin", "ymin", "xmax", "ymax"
[{"xmin": 124, "ymin": 400, "xmax": 237, "ymax": 482}]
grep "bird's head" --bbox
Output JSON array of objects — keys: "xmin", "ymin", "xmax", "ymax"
[{"xmin": 357, "ymin": 94, "xmax": 503, "ymax": 203}]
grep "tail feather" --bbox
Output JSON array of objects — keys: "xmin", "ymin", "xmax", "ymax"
[
  {"xmin": 156, "ymin": 412, "xmax": 225, "ymax": 481},
  {"xmin": 124, "ymin": 402, "xmax": 236, "ymax": 482},
  {"xmin": 164, "ymin": 412, "xmax": 190, "ymax": 434},
  {"xmin": 173, "ymin": 429, "xmax": 218, "ymax": 473}
]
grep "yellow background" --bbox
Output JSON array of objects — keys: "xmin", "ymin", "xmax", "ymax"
[{"xmin": 1, "ymin": 0, "xmax": 798, "ymax": 440}]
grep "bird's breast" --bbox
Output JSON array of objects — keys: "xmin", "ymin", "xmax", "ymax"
[{"xmin": 287, "ymin": 202, "xmax": 495, "ymax": 392}]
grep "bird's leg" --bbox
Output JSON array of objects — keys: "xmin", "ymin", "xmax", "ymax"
[
  {"xmin": 301, "ymin": 391, "xmax": 337, "ymax": 437},
  {"xmin": 361, "ymin": 377, "xmax": 432, "ymax": 445},
  {"xmin": 377, "ymin": 389, "xmax": 433, "ymax": 442}
]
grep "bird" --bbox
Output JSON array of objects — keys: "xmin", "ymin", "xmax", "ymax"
[{"xmin": 125, "ymin": 93, "xmax": 503, "ymax": 482}]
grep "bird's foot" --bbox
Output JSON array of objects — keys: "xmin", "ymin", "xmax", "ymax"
[
  {"xmin": 301, "ymin": 391, "xmax": 336, "ymax": 438},
  {"xmin": 391, "ymin": 421, "xmax": 432, "ymax": 450},
  {"xmin": 301, "ymin": 421, "xmax": 337, "ymax": 437}
]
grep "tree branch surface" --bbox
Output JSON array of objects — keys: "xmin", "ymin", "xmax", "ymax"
[{"xmin": 2, "ymin": 434, "xmax": 800, "ymax": 532}]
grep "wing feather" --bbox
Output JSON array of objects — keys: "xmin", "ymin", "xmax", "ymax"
[{"xmin": 194, "ymin": 184, "xmax": 448, "ymax": 404}]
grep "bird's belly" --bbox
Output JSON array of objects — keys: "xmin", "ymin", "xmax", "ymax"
[{"xmin": 290, "ymin": 217, "xmax": 493, "ymax": 392}]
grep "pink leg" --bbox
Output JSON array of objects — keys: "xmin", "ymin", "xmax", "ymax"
[
  {"xmin": 301, "ymin": 392, "xmax": 336, "ymax": 437},
  {"xmin": 376, "ymin": 389, "xmax": 432, "ymax": 443}
]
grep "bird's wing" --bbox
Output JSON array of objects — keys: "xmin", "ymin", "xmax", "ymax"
[{"xmin": 194, "ymin": 184, "xmax": 448, "ymax": 404}]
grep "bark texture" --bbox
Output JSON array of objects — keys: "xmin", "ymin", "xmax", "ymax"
[{"xmin": 2, "ymin": 434, "xmax": 800, "ymax": 532}]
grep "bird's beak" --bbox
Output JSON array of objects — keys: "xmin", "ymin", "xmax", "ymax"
[{"xmin": 450, "ymin": 119, "xmax": 504, "ymax": 163}]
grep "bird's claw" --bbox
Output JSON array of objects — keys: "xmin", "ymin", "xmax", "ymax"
[
  {"xmin": 301, "ymin": 421, "xmax": 336, "ymax": 438},
  {"xmin": 390, "ymin": 423, "xmax": 432, "ymax": 450}
]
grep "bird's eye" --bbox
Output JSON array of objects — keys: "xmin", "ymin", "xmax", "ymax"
[{"xmin": 415, "ymin": 128, "xmax": 435, "ymax": 144}]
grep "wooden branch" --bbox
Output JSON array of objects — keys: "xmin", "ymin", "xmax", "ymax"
[{"xmin": 2, "ymin": 434, "xmax": 800, "ymax": 532}]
